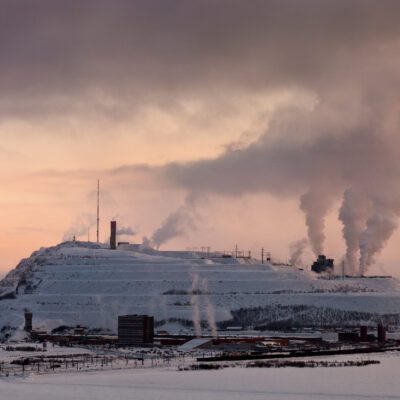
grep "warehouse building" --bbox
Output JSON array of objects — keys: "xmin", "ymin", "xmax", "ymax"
[{"xmin": 118, "ymin": 314, "xmax": 154, "ymax": 346}]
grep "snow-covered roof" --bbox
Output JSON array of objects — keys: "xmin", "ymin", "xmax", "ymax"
[{"xmin": 178, "ymin": 338, "xmax": 213, "ymax": 351}]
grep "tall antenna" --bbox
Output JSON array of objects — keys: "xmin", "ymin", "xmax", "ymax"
[{"xmin": 96, "ymin": 179, "xmax": 100, "ymax": 243}]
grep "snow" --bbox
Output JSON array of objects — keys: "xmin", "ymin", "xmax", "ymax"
[
  {"xmin": 1, "ymin": 241, "xmax": 400, "ymax": 335},
  {"xmin": 0, "ymin": 342, "xmax": 92, "ymax": 363},
  {"xmin": 1, "ymin": 353, "xmax": 400, "ymax": 399},
  {"xmin": 178, "ymin": 338, "xmax": 212, "ymax": 351}
]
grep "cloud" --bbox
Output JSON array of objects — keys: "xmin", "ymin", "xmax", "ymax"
[{"xmin": 1, "ymin": 0, "xmax": 400, "ymax": 121}]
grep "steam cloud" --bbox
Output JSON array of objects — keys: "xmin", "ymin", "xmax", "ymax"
[
  {"xmin": 338, "ymin": 188, "xmax": 371, "ymax": 275},
  {"xmin": 189, "ymin": 273, "xmax": 217, "ymax": 337},
  {"xmin": 289, "ymin": 239, "xmax": 308, "ymax": 266},
  {"xmin": 63, "ymin": 214, "xmax": 95, "ymax": 241},
  {"xmin": 162, "ymin": 109, "xmax": 400, "ymax": 275},
  {"xmin": 201, "ymin": 278, "xmax": 217, "ymax": 337},
  {"xmin": 300, "ymin": 188, "xmax": 334, "ymax": 256},
  {"xmin": 359, "ymin": 198, "xmax": 400, "ymax": 275},
  {"xmin": 151, "ymin": 193, "xmax": 199, "ymax": 249},
  {"xmin": 116, "ymin": 226, "xmax": 136, "ymax": 236},
  {"xmin": 189, "ymin": 272, "xmax": 202, "ymax": 337}
]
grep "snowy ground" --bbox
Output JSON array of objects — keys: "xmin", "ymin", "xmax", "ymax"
[
  {"xmin": 1, "ymin": 352, "xmax": 400, "ymax": 400},
  {"xmin": 1, "ymin": 241, "xmax": 400, "ymax": 336}
]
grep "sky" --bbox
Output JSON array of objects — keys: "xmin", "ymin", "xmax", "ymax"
[{"xmin": 1, "ymin": 0, "xmax": 400, "ymax": 276}]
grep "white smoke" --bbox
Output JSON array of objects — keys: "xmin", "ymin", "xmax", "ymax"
[
  {"xmin": 338, "ymin": 187, "xmax": 372, "ymax": 275},
  {"xmin": 140, "ymin": 236, "xmax": 153, "ymax": 249},
  {"xmin": 116, "ymin": 226, "xmax": 136, "ymax": 236},
  {"xmin": 189, "ymin": 272, "xmax": 202, "ymax": 337},
  {"xmin": 289, "ymin": 238, "xmax": 308, "ymax": 266},
  {"xmin": 63, "ymin": 213, "xmax": 95, "ymax": 241},
  {"xmin": 359, "ymin": 197, "xmax": 400, "ymax": 275},
  {"xmin": 201, "ymin": 278, "xmax": 217, "ymax": 337},
  {"xmin": 151, "ymin": 193, "xmax": 199, "ymax": 249},
  {"xmin": 300, "ymin": 188, "xmax": 334, "ymax": 256}
]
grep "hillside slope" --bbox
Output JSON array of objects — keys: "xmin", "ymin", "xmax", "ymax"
[{"xmin": 0, "ymin": 241, "xmax": 399, "ymax": 338}]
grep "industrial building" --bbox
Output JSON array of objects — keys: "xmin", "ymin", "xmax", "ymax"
[
  {"xmin": 311, "ymin": 255, "xmax": 334, "ymax": 274},
  {"xmin": 118, "ymin": 315, "xmax": 154, "ymax": 346}
]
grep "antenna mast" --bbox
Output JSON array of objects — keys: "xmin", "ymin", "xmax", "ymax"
[{"xmin": 96, "ymin": 179, "xmax": 100, "ymax": 243}]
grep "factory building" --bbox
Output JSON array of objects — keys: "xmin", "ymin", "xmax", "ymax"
[
  {"xmin": 118, "ymin": 315, "xmax": 154, "ymax": 346},
  {"xmin": 311, "ymin": 255, "xmax": 334, "ymax": 274}
]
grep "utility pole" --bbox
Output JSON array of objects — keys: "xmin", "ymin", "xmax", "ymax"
[
  {"xmin": 96, "ymin": 179, "xmax": 100, "ymax": 243},
  {"xmin": 235, "ymin": 244, "xmax": 238, "ymax": 258},
  {"xmin": 261, "ymin": 247, "xmax": 264, "ymax": 264},
  {"xmin": 342, "ymin": 260, "xmax": 345, "ymax": 281}
]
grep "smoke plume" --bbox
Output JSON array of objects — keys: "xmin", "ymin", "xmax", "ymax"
[
  {"xmin": 160, "ymin": 104, "xmax": 400, "ymax": 274},
  {"xmin": 63, "ymin": 214, "xmax": 95, "ymax": 241},
  {"xmin": 338, "ymin": 188, "xmax": 372, "ymax": 275},
  {"xmin": 359, "ymin": 197, "xmax": 400, "ymax": 275},
  {"xmin": 151, "ymin": 193, "xmax": 199, "ymax": 249},
  {"xmin": 289, "ymin": 238, "xmax": 308, "ymax": 266},
  {"xmin": 190, "ymin": 272, "xmax": 202, "ymax": 337},
  {"xmin": 140, "ymin": 236, "xmax": 153, "ymax": 249},
  {"xmin": 201, "ymin": 278, "xmax": 217, "ymax": 337},
  {"xmin": 300, "ymin": 188, "xmax": 334, "ymax": 256},
  {"xmin": 116, "ymin": 226, "xmax": 136, "ymax": 236}
]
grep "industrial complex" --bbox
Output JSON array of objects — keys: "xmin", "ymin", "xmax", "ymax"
[{"xmin": 0, "ymin": 218, "xmax": 399, "ymax": 377}]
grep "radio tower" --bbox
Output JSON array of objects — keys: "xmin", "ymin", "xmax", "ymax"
[{"xmin": 96, "ymin": 179, "xmax": 100, "ymax": 243}]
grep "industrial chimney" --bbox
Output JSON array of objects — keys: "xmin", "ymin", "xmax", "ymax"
[
  {"xmin": 24, "ymin": 312, "xmax": 32, "ymax": 332},
  {"xmin": 110, "ymin": 221, "xmax": 117, "ymax": 250},
  {"xmin": 377, "ymin": 324, "xmax": 386, "ymax": 343},
  {"xmin": 360, "ymin": 325, "xmax": 368, "ymax": 342}
]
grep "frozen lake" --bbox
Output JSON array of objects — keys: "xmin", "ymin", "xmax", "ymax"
[{"xmin": 1, "ymin": 353, "xmax": 400, "ymax": 400}]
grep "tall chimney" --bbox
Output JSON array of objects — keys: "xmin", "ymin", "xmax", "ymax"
[
  {"xmin": 110, "ymin": 221, "xmax": 117, "ymax": 250},
  {"xmin": 24, "ymin": 312, "xmax": 32, "ymax": 332},
  {"xmin": 377, "ymin": 324, "xmax": 386, "ymax": 343},
  {"xmin": 360, "ymin": 325, "xmax": 368, "ymax": 342}
]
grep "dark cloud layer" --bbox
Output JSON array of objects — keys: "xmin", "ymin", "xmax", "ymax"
[{"xmin": 1, "ymin": 0, "xmax": 400, "ymax": 117}]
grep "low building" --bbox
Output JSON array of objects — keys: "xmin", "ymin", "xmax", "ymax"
[
  {"xmin": 118, "ymin": 315, "xmax": 154, "ymax": 346},
  {"xmin": 338, "ymin": 331, "xmax": 359, "ymax": 342}
]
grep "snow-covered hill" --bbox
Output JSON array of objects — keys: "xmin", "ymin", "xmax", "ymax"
[{"xmin": 0, "ymin": 241, "xmax": 400, "ymax": 338}]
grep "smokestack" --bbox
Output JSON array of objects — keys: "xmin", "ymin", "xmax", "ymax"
[
  {"xmin": 360, "ymin": 325, "xmax": 368, "ymax": 342},
  {"xmin": 24, "ymin": 312, "xmax": 32, "ymax": 332},
  {"xmin": 377, "ymin": 324, "xmax": 386, "ymax": 343},
  {"xmin": 110, "ymin": 221, "xmax": 117, "ymax": 250}
]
